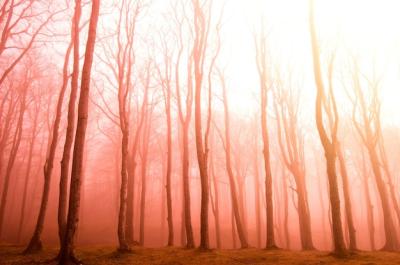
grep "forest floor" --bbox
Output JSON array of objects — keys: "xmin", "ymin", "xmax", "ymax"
[{"xmin": 1, "ymin": 244, "xmax": 400, "ymax": 265}]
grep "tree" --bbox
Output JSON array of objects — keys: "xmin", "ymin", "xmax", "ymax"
[
  {"xmin": 173, "ymin": 1, "xmax": 195, "ymax": 247},
  {"xmin": 219, "ymin": 70, "xmax": 248, "ymax": 248},
  {"xmin": 273, "ymin": 72, "xmax": 314, "ymax": 250},
  {"xmin": 0, "ymin": 1, "xmax": 60, "ymax": 89},
  {"xmin": 0, "ymin": 65, "xmax": 30, "ymax": 238},
  {"xmin": 157, "ymin": 38, "xmax": 175, "ymax": 246},
  {"xmin": 308, "ymin": 0, "xmax": 347, "ymax": 255},
  {"xmin": 254, "ymin": 22, "xmax": 277, "ymax": 249},
  {"xmin": 349, "ymin": 58, "xmax": 399, "ymax": 251},
  {"xmin": 336, "ymin": 143, "xmax": 357, "ymax": 250},
  {"xmin": 58, "ymin": 0, "xmax": 100, "ymax": 263},
  {"xmin": 17, "ymin": 87, "xmax": 41, "ymax": 243}
]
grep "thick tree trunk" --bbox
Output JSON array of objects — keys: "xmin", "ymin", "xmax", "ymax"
[{"xmin": 58, "ymin": 0, "xmax": 99, "ymax": 263}]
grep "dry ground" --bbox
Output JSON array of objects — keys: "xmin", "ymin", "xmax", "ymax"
[{"xmin": 1, "ymin": 244, "xmax": 400, "ymax": 265}]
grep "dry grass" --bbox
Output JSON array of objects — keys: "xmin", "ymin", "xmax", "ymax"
[{"xmin": 1, "ymin": 244, "xmax": 400, "ymax": 265}]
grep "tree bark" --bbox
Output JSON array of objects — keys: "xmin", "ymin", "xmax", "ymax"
[
  {"xmin": 255, "ymin": 28, "xmax": 277, "ymax": 249},
  {"xmin": 57, "ymin": 2, "xmax": 81, "ymax": 247},
  {"xmin": 58, "ymin": 0, "xmax": 100, "ymax": 263},
  {"xmin": 337, "ymin": 143, "xmax": 357, "ymax": 250},
  {"xmin": 0, "ymin": 78, "xmax": 28, "ymax": 239},
  {"xmin": 17, "ymin": 102, "xmax": 39, "ymax": 243},
  {"xmin": 139, "ymin": 110, "xmax": 151, "ymax": 246},
  {"xmin": 221, "ymin": 80, "xmax": 248, "ymax": 248},
  {"xmin": 309, "ymin": 0, "xmax": 347, "ymax": 256}
]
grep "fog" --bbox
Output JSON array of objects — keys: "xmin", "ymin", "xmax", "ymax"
[{"xmin": 1, "ymin": 0, "xmax": 400, "ymax": 263}]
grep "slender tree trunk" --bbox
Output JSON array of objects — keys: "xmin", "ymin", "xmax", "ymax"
[
  {"xmin": 379, "ymin": 141, "xmax": 400, "ymax": 231},
  {"xmin": 337, "ymin": 144, "xmax": 357, "ymax": 250},
  {"xmin": 210, "ymin": 153, "xmax": 221, "ymax": 249},
  {"xmin": 58, "ymin": 0, "xmax": 99, "ymax": 263},
  {"xmin": 278, "ymin": 167, "xmax": 290, "ymax": 249},
  {"xmin": 17, "ymin": 106, "xmax": 39, "ymax": 243},
  {"xmin": 24, "ymin": 37, "xmax": 73, "ymax": 253},
  {"xmin": 221, "ymin": 84, "xmax": 248, "ymax": 248},
  {"xmin": 254, "ymin": 145, "xmax": 262, "ymax": 248},
  {"xmin": 231, "ymin": 208, "xmax": 237, "ymax": 249},
  {"xmin": 125, "ymin": 84, "xmax": 148, "ymax": 244},
  {"xmin": 165, "ymin": 84, "xmax": 174, "ymax": 246},
  {"xmin": 255, "ymin": 27, "xmax": 277, "ymax": 249},
  {"xmin": 139, "ymin": 113, "xmax": 151, "ymax": 246},
  {"xmin": 361, "ymin": 152, "xmax": 375, "ymax": 250},
  {"xmin": 367, "ymin": 146, "xmax": 399, "ymax": 250},
  {"xmin": 0, "ymin": 82, "xmax": 27, "ymax": 239},
  {"xmin": 182, "ymin": 122, "xmax": 194, "ymax": 248},
  {"xmin": 192, "ymin": 0, "xmax": 210, "ymax": 249},
  {"xmin": 57, "ymin": 4, "xmax": 81, "ymax": 247},
  {"xmin": 125, "ymin": 152, "xmax": 136, "ymax": 244},
  {"xmin": 0, "ymin": 91, "xmax": 18, "ymax": 183}
]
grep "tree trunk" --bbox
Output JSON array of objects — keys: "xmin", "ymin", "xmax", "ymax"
[
  {"xmin": 255, "ymin": 27, "xmax": 277, "ymax": 249},
  {"xmin": 117, "ymin": 126, "xmax": 130, "ymax": 251},
  {"xmin": 210, "ymin": 153, "xmax": 221, "ymax": 249},
  {"xmin": 309, "ymin": 0, "xmax": 346, "ymax": 255},
  {"xmin": 367, "ymin": 146, "xmax": 399, "ymax": 250},
  {"xmin": 58, "ymin": 0, "xmax": 99, "ymax": 263},
  {"xmin": 139, "ymin": 113, "xmax": 151, "ymax": 246},
  {"xmin": 280, "ymin": 168, "xmax": 290, "ymax": 249},
  {"xmin": 0, "ymin": 81, "xmax": 27, "ymax": 239},
  {"xmin": 254, "ymin": 144, "xmax": 262, "ymax": 248},
  {"xmin": 361, "ymin": 152, "xmax": 375, "ymax": 250},
  {"xmin": 221, "ymin": 84, "xmax": 248, "ymax": 248},
  {"xmin": 17, "ymin": 105, "xmax": 39, "ymax": 243},
  {"xmin": 165, "ymin": 83, "xmax": 174, "ymax": 246},
  {"xmin": 337, "ymin": 144, "xmax": 357, "ymax": 251},
  {"xmin": 57, "ymin": 3, "xmax": 81, "ymax": 247}
]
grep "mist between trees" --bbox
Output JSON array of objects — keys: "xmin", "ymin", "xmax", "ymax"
[{"xmin": 1, "ymin": 0, "xmax": 400, "ymax": 263}]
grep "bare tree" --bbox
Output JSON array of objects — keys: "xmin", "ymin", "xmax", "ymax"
[
  {"xmin": 173, "ymin": 1, "xmax": 195, "ymax": 248},
  {"xmin": 58, "ymin": 0, "xmax": 100, "ymax": 263},
  {"xmin": 273, "ymin": 72, "xmax": 314, "ymax": 250},
  {"xmin": 17, "ymin": 88, "xmax": 41, "ymax": 243},
  {"xmin": 349, "ymin": 58, "xmax": 399, "ymax": 251},
  {"xmin": 308, "ymin": 0, "xmax": 347, "ymax": 255},
  {"xmin": 0, "ymin": 1, "xmax": 61, "ymax": 88},
  {"xmin": 254, "ymin": 22, "xmax": 277, "ymax": 249},
  {"xmin": 216, "ymin": 70, "xmax": 248, "ymax": 248},
  {"xmin": 0, "ymin": 66, "xmax": 30, "ymax": 238}
]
